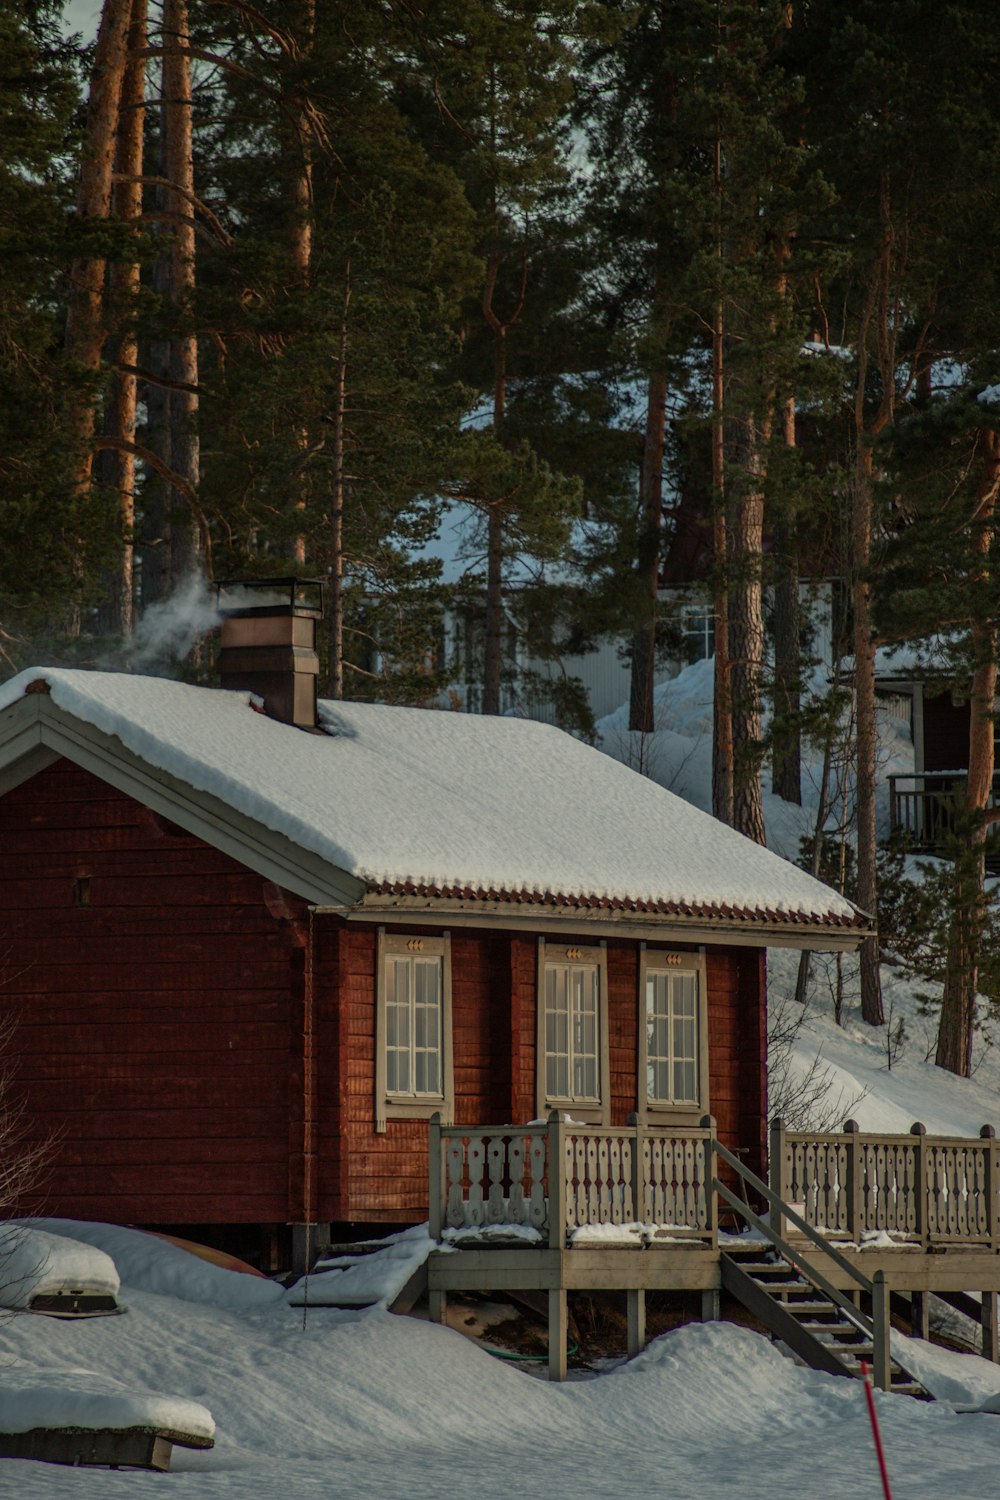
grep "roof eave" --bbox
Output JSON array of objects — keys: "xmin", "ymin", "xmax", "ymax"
[{"xmin": 323, "ymin": 892, "xmax": 868, "ymax": 953}]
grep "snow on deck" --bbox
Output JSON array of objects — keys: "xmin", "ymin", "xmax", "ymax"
[{"xmin": 0, "ymin": 668, "xmax": 858, "ymax": 925}]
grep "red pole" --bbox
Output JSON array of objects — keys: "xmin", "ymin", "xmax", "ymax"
[{"xmin": 860, "ymin": 1362, "xmax": 893, "ymax": 1500}]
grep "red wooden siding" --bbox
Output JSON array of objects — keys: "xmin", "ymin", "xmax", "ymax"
[
  {"xmin": 0, "ymin": 757, "xmax": 769, "ymax": 1232},
  {"xmin": 335, "ymin": 924, "xmax": 511, "ymax": 1223},
  {"xmin": 336, "ymin": 925, "xmax": 766, "ymax": 1224},
  {"xmin": 0, "ymin": 759, "xmax": 303, "ymax": 1226}
]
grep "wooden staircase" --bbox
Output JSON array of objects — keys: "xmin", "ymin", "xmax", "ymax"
[{"xmin": 722, "ymin": 1244, "xmax": 930, "ymax": 1399}]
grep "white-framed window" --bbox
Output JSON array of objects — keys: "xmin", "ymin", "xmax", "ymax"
[
  {"xmin": 376, "ymin": 930, "xmax": 453, "ymax": 1131},
  {"xmin": 536, "ymin": 941, "xmax": 610, "ymax": 1124},
  {"xmin": 681, "ymin": 603, "xmax": 715, "ymax": 663},
  {"xmin": 639, "ymin": 949, "xmax": 708, "ymax": 1118}
]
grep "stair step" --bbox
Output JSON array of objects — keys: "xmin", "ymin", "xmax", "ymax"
[
  {"xmin": 742, "ymin": 1260, "xmax": 794, "ymax": 1274},
  {"xmin": 775, "ymin": 1300, "xmax": 840, "ymax": 1315},
  {"xmin": 798, "ymin": 1321, "xmax": 858, "ymax": 1334},
  {"xmin": 829, "ymin": 1343, "xmax": 874, "ymax": 1358}
]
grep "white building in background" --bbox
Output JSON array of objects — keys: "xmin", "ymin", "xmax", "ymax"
[{"xmin": 420, "ymin": 503, "xmax": 839, "ymax": 729}]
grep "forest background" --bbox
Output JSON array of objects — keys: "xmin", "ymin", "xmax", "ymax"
[{"xmin": 3, "ymin": 0, "xmax": 1000, "ymax": 1073}]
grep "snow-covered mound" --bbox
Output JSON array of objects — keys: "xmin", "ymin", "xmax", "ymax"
[
  {"xmin": 0, "ymin": 1275, "xmax": 996, "ymax": 1498},
  {"xmin": 597, "ymin": 656, "xmax": 914, "ymax": 861},
  {"xmin": 0, "ymin": 1225, "xmax": 119, "ymax": 1309},
  {"xmin": 20, "ymin": 1220, "xmax": 285, "ymax": 1311},
  {"xmin": 0, "ymin": 1363, "xmax": 214, "ymax": 1443}
]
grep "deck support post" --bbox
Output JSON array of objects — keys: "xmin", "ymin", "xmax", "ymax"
[
  {"xmin": 548, "ymin": 1289, "xmax": 568, "ymax": 1382},
  {"xmin": 428, "ymin": 1288, "xmax": 446, "ymax": 1325},
  {"xmin": 701, "ymin": 1288, "xmax": 720, "ymax": 1323},
  {"xmin": 981, "ymin": 1290, "xmax": 998, "ymax": 1363},
  {"xmin": 872, "ymin": 1271, "xmax": 890, "ymax": 1391},
  {"xmin": 627, "ymin": 1289, "xmax": 646, "ymax": 1357},
  {"xmin": 910, "ymin": 1291, "xmax": 929, "ymax": 1341}
]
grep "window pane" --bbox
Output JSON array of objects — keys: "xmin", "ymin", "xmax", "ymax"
[
  {"xmin": 674, "ymin": 1060, "xmax": 696, "ymax": 1101},
  {"xmin": 548, "ymin": 1052, "xmax": 568, "ymax": 1099},
  {"xmin": 674, "ymin": 1016, "xmax": 695, "ymax": 1061}
]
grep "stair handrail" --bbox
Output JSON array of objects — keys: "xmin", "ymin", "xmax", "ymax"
[{"xmin": 711, "ymin": 1136, "xmax": 875, "ymax": 1336}]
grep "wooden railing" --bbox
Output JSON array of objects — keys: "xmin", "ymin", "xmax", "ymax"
[
  {"xmin": 771, "ymin": 1117, "xmax": 1000, "ymax": 1249},
  {"xmin": 889, "ymin": 771, "xmax": 1000, "ymax": 869},
  {"xmin": 429, "ymin": 1113, "xmax": 716, "ymax": 1248},
  {"xmin": 430, "ymin": 1114, "xmax": 1000, "ymax": 1253}
]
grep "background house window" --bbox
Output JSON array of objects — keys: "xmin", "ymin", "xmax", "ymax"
[
  {"xmin": 376, "ymin": 932, "xmax": 452, "ymax": 1131},
  {"xmin": 639, "ymin": 951, "xmax": 708, "ymax": 1117},
  {"xmin": 681, "ymin": 602, "xmax": 715, "ymax": 663},
  {"xmin": 537, "ymin": 941, "xmax": 609, "ymax": 1124}
]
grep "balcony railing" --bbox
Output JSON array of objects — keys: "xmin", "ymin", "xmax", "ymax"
[
  {"xmin": 771, "ymin": 1117, "xmax": 999, "ymax": 1248},
  {"xmin": 429, "ymin": 1114, "xmax": 1000, "ymax": 1252},
  {"xmin": 888, "ymin": 771, "xmax": 1000, "ymax": 867},
  {"xmin": 428, "ymin": 1115, "xmax": 716, "ymax": 1248}
]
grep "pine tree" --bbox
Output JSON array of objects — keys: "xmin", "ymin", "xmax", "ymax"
[
  {"xmin": 0, "ymin": 0, "xmax": 88, "ymax": 651},
  {"xmin": 193, "ymin": 0, "xmax": 480, "ymax": 699},
  {"xmin": 796, "ymin": 0, "xmax": 1000, "ymax": 1027}
]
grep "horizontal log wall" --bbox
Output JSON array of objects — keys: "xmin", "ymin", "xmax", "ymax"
[
  {"xmin": 0, "ymin": 759, "xmax": 303, "ymax": 1226},
  {"xmin": 337, "ymin": 923, "xmax": 510, "ymax": 1222},
  {"xmin": 339, "ymin": 925, "xmax": 766, "ymax": 1223},
  {"xmin": 0, "ymin": 760, "xmax": 769, "ymax": 1230}
]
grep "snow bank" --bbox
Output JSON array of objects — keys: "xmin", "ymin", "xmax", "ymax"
[
  {"xmin": 19, "ymin": 1221, "xmax": 284, "ymax": 1311},
  {"xmin": 0, "ymin": 1225, "xmax": 119, "ymax": 1309},
  {"xmin": 768, "ymin": 949, "xmax": 1000, "ymax": 1138},
  {"xmin": 596, "ymin": 655, "xmax": 914, "ymax": 860},
  {"xmin": 0, "ymin": 1289, "xmax": 996, "ymax": 1500},
  {"xmin": 0, "ymin": 1365, "xmax": 214, "ymax": 1443}
]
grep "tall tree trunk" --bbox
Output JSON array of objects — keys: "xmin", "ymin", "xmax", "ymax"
[
  {"xmin": 326, "ymin": 268, "xmax": 351, "ymax": 700},
  {"xmin": 711, "ymin": 136, "xmax": 734, "ymax": 825},
  {"xmin": 97, "ymin": 0, "xmax": 147, "ymax": 637},
  {"xmin": 63, "ymin": 0, "xmax": 131, "ymax": 628},
  {"xmin": 482, "ymin": 321, "xmax": 507, "ymax": 715},
  {"xmin": 936, "ymin": 432, "xmax": 1000, "ymax": 1074},
  {"xmin": 481, "ymin": 251, "xmax": 526, "ymax": 716},
  {"xmin": 728, "ymin": 412, "xmax": 767, "ymax": 845},
  {"xmin": 289, "ymin": 0, "xmax": 315, "ymax": 568},
  {"xmin": 629, "ymin": 370, "xmax": 668, "ymax": 733},
  {"xmin": 772, "ymin": 395, "xmax": 801, "ymax": 803},
  {"xmin": 852, "ymin": 183, "xmax": 895, "ymax": 1027},
  {"xmin": 163, "ymin": 0, "xmax": 201, "ymax": 592},
  {"xmin": 853, "ymin": 440, "xmax": 884, "ymax": 1025}
]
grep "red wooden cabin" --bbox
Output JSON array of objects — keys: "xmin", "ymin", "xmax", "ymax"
[{"xmin": 0, "ymin": 589, "xmax": 864, "ymax": 1268}]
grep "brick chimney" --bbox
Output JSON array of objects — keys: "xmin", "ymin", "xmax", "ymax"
[{"xmin": 217, "ymin": 578, "xmax": 323, "ymax": 730}]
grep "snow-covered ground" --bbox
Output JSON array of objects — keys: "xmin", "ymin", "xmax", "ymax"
[{"xmin": 1, "ymin": 1229, "xmax": 1000, "ymax": 1500}]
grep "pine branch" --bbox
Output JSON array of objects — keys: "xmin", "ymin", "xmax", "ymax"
[
  {"xmin": 93, "ymin": 435, "xmax": 213, "ymax": 569},
  {"xmin": 115, "ymin": 173, "xmax": 234, "ymax": 245}
]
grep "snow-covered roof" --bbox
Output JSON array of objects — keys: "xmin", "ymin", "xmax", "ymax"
[{"xmin": 0, "ymin": 668, "xmax": 863, "ymax": 934}]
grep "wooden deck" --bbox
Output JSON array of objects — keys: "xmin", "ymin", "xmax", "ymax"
[{"xmin": 426, "ymin": 1114, "xmax": 1000, "ymax": 1383}]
